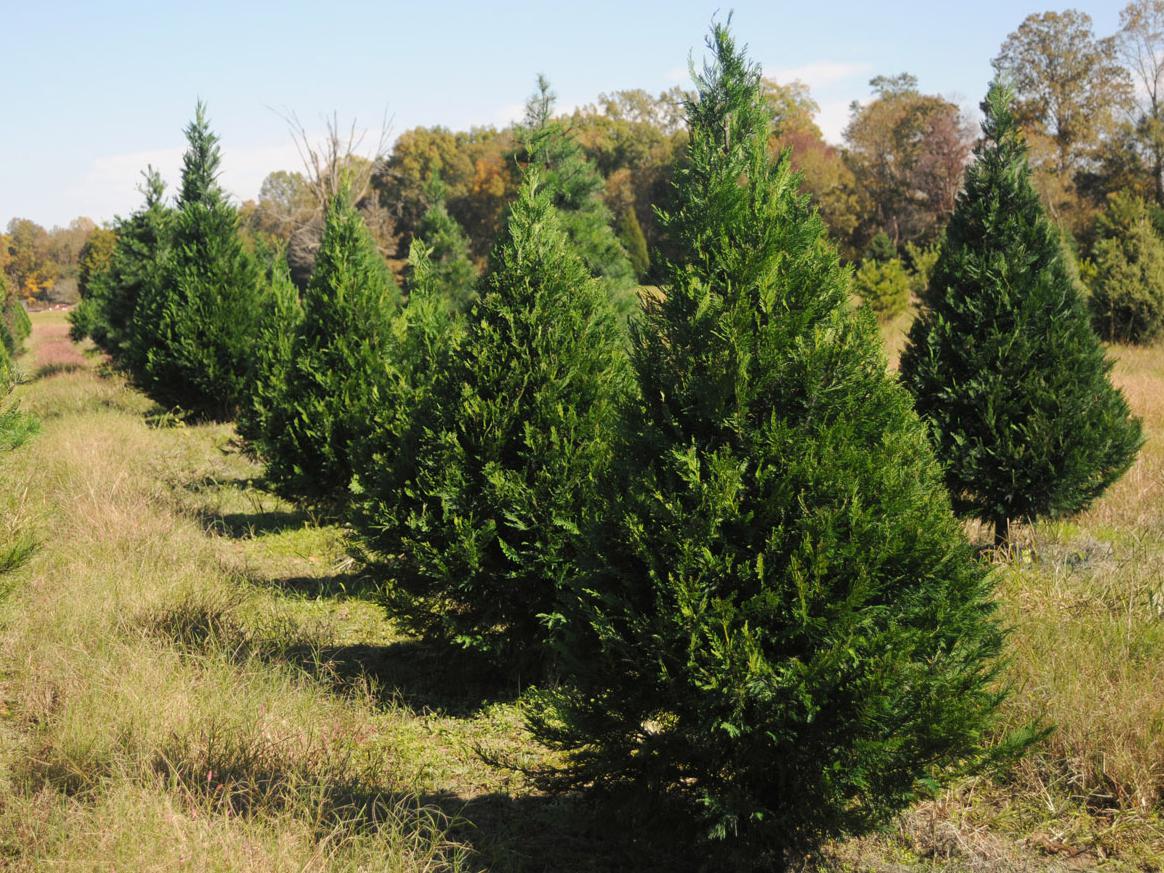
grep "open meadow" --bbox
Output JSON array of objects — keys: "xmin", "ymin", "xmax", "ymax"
[{"xmin": 0, "ymin": 309, "xmax": 1157, "ymax": 871}]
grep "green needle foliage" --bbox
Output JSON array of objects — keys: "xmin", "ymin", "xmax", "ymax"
[
  {"xmin": 853, "ymin": 255, "xmax": 910, "ymax": 319},
  {"xmin": 383, "ymin": 176, "xmax": 630, "ymax": 667},
  {"xmin": 1, "ymin": 275, "xmax": 31, "ymax": 358},
  {"xmin": 137, "ymin": 102, "xmax": 267, "ymax": 418},
  {"xmin": 1089, "ymin": 191, "xmax": 1164, "ymax": 344},
  {"xmin": 409, "ymin": 184, "xmax": 478, "ymax": 311},
  {"xmin": 617, "ymin": 206, "xmax": 651, "ymax": 279},
  {"xmin": 351, "ymin": 239, "xmax": 466, "ymax": 566},
  {"xmin": 237, "ymin": 248, "xmax": 302, "ymax": 446},
  {"xmin": 518, "ymin": 77, "xmax": 639, "ymax": 319},
  {"xmin": 257, "ymin": 187, "xmax": 401, "ymax": 506},
  {"xmin": 526, "ymin": 25, "xmax": 1013, "ymax": 869},
  {"xmin": 77, "ymin": 168, "xmax": 172, "ymax": 364},
  {"xmin": 900, "ymin": 83, "xmax": 1142, "ymax": 546}
]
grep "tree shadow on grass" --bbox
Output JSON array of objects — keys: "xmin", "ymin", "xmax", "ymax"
[
  {"xmin": 423, "ymin": 789, "xmax": 698, "ymax": 873},
  {"xmin": 282, "ymin": 634, "xmax": 524, "ymax": 717},
  {"xmin": 196, "ymin": 506, "xmax": 311, "ymax": 539}
]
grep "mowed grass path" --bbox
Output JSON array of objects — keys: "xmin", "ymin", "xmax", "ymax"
[{"xmin": 0, "ymin": 310, "xmax": 1162, "ymax": 871}]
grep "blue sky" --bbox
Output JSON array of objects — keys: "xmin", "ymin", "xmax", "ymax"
[{"xmin": 3, "ymin": 1, "xmax": 1123, "ymax": 229}]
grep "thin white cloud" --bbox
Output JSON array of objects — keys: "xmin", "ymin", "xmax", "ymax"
[
  {"xmin": 766, "ymin": 60, "xmax": 872, "ymax": 90},
  {"xmin": 816, "ymin": 99, "xmax": 854, "ymax": 145}
]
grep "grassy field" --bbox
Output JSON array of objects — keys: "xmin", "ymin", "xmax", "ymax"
[{"xmin": 0, "ymin": 309, "xmax": 1162, "ymax": 871}]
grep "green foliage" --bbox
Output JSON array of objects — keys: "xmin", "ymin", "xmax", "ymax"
[
  {"xmin": 409, "ymin": 189, "xmax": 477, "ymax": 311},
  {"xmin": 380, "ymin": 177, "xmax": 629, "ymax": 666},
  {"xmin": 528, "ymin": 26, "xmax": 1011, "ymax": 868},
  {"xmin": 1, "ymin": 274, "xmax": 31, "ymax": 357},
  {"xmin": 517, "ymin": 77, "xmax": 639, "ymax": 317},
  {"xmin": 351, "ymin": 240, "xmax": 466, "ymax": 569},
  {"xmin": 904, "ymin": 240, "xmax": 940, "ymax": 295},
  {"xmin": 853, "ymin": 255, "xmax": 910, "ymax": 319},
  {"xmin": 256, "ymin": 189, "xmax": 400, "ymax": 505},
  {"xmin": 237, "ymin": 250, "xmax": 303, "ymax": 446},
  {"xmin": 136, "ymin": 106, "xmax": 266, "ymax": 419},
  {"xmin": 74, "ymin": 169, "xmax": 171, "ymax": 359},
  {"xmin": 901, "ymin": 83, "xmax": 1142, "ymax": 544},
  {"xmin": 866, "ymin": 230, "xmax": 897, "ymax": 262},
  {"xmin": 1089, "ymin": 191, "xmax": 1164, "ymax": 343},
  {"xmin": 617, "ymin": 206, "xmax": 650, "ymax": 279}
]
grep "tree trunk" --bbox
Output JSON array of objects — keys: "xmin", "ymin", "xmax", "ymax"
[{"xmin": 993, "ymin": 516, "xmax": 1008, "ymax": 550}]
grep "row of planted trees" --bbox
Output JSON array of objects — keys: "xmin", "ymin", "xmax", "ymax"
[{"xmin": 73, "ymin": 24, "xmax": 1143, "ymax": 871}]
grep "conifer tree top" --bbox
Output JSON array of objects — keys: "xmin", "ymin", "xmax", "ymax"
[{"xmin": 178, "ymin": 100, "xmax": 223, "ymax": 208}]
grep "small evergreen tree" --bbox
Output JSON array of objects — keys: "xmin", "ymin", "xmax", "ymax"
[
  {"xmin": 867, "ymin": 230, "xmax": 897, "ymax": 262},
  {"xmin": 383, "ymin": 176, "xmax": 630, "ymax": 666},
  {"xmin": 257, "ymin": 187, "xmax": 400, "ymax": 505},
  {"xmin": 617, "ymin": 205, "xmax": 651, "ymax": 279},
  {"xmin": 516, "ymin": 78, "xmax": 639, "ymax": 318},
  {"xmin": 1089, "ymin": 191, "xmax": 1164, "ymax": 344},
  {"xmin": 853, "ymin": 255, "xmax": 910, "ymax": 319},
  {"xmin": 1, "ymin": 274, "xmax": 31, "ymax": 358},
  {"xmin": 527, "ymin": 27, "xmax": 1013, "ymax": 869},
  {"xmin": 409, "ymin": 184, "xmax": 478, "ymax": 311},
  {"xmin": 351, "ymin": 239, "xmax": 466, "ymax": 563},
  {"xmin": 904, "ymin": 240, "xmax": 940, "ymax": 295},
  {"xmin": 900, "ymin": 83, "xmax": 1142, "ymax": 546},
  {"xmin": 78, "ymin": 168, "xmax": 171, "ymax": 364},
  {"xmin": 237, "ymin": 248, "xmax": 302, "ymax": 446},
  {"xmin": 139, "ymin": 103, "xmax": 265, "ymax": 418}
]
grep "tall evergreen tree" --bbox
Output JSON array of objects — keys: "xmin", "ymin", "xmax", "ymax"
[
  {"xmin": 138, "ymin": 102, "xmax": 266, "ymax": 418},
  {"xmin": 409, "ymin": 183, "xmax": 478, "ymax": 311},
  {"xmin": 1089, "ymin": 191, "xmax": 1164, "ymax": 343},
  {"xmin": 900, "ymin": 83, "xmax": 1142, "ymax": 545},
  {"xmin": 257, "ymin": 188, "xmax": 400, "ymax": 505},
  {"xmin": 381, "ymin": 176, "xmax": 630, "ymax": 666},
  {"xmin": 517, "ymin": 77, "xmax": 639, "ymax": 317},
  {"xmin": 527, "ymin": 27, "xmax": 1014, "ymax": 868}
]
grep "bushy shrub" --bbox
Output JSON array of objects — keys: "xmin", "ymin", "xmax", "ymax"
[
  {"xmin": 900, "ymin": 84, "xmax": 1141, "ymax": 546},
  {"xmin": 527, "ymin": 27, "xmax": 1015, "ymax": 869},
  {"xmin": 853, "ymin": 255, "xmax": 910, "ymax": 318},
  {"xmin": 256, "ymin": 189, "xmax": 400, "ymax": 505},
  {"xmin": 1089, "ymin": 192, "xmax": 1164, "ymax": 344},
  {"xmin": 380, "ymin": 177, "xmax": 630, "ymax": 666}
]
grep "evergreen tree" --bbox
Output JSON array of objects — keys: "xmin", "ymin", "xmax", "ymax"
[
  {"xmin": 409, "ymin": 184, "xmax": 478, "ymax": 311},
  {"xmin": 237, "ymin": 248, "xmax": 302, "ymax": 445},
  {"xmin": 77, "ymin": 169, "xmax": 171, "ymax": 364},
  {"xmin": 617, "ymin": 205, "xmax": 651, "ymax": 279},
  {"xmin": 527, "ymin": 27, "xmax": 1013, "ymax": 868},
  {"xmin": 351, "ymin": 239, "xmax": 466, "ymax": 564},
  {"xmin": 1089, "ymin": 191, "xmax": 1164, "ymax": 344},
  {"xmin": 382, "ymin": 176, "xmax": 630, "ymax": 666},
  {"xmin": 517, "ymin": 77, "xmax": 639, "ymax": 317},
  {"xmin": 900, "ymin": 83, "xmax": 1142, "ymax": 546},
  {"xmin": 853, "ymin": 255, "xmax": 911, "ymax": 319},
  {"xmin": 139, "ymin": 103, "xmax": 266, "ymax": 418},
  {"xmin": 257, "ymin": 188, "xmax": 400, "ymax": 505},
  {"xmin": 1, "ymin": 274, "xmax": 31, "ymax": 358}
]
